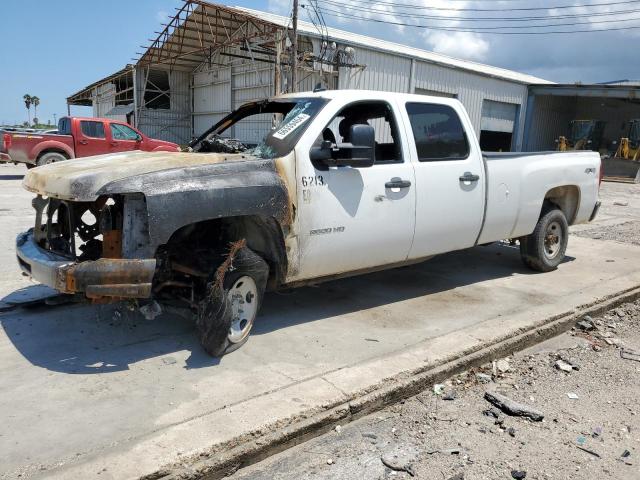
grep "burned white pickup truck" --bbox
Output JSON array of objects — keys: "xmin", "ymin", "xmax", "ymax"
[{"xmin": 16, "ymin": 90, "xmax": 602, "ymax": 356}]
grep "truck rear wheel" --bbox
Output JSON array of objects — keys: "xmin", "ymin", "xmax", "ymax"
[
  {"xmin": 520, "ymin": 208, "xmax": 568, "ymax": 272},
  {"xmin": 37, "ymin": 151, "xmax": 67, "ymax": 167},
  {"xmin": 196, "ymin": 246, "xmax": 269, "ymax": 357}
]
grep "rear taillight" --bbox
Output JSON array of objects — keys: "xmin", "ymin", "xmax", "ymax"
[{"xmin": 2, "ymin": 133, "xmax": 10, "ymax": 152}]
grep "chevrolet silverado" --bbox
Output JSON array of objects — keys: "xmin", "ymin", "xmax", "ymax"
[{"xmin": 16, "ymin": 90, "xmax": 602, "ymax": 356}]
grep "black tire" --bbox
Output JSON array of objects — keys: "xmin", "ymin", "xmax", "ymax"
[
  {"xmin": 196, "ymin": 246, "xmax": 269, "ymax": 357},
  {"xmin": 520, "ymin": 208, "xmax": 569, "ymax": 272},
  {"xmin": 37, "ymin": 151, "xmax": 67, "ymax": 167}
]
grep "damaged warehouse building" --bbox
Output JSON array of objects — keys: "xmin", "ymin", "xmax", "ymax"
[{"xmin": 67, "ymin": 0, "xmax": 640, "ymax": 158}]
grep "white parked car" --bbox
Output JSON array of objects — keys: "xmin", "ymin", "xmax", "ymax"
[{"xmin": 17, "ymin": 90, "xmax": 602, "ymax": 356}]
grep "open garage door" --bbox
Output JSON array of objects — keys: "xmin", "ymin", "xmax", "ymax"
[{"xmin": 480, "ymin": 99, "xmax": 518, "ymax": 151}]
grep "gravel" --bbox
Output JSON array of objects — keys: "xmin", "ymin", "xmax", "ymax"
[{"xmin": 229, "ymin": 300, "xmax": 640, "ymax": 480}]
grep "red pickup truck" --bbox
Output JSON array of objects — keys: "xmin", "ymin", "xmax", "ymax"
[{"xmin": 1, "ymin": 116, "xmax": 180, "ymax": 168}]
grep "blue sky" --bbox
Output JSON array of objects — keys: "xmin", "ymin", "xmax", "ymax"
[
  {"xmin": 0, "ymin": 0, "xmax": 268, "ymax": 125},
  {"xmin": 1, "ymin": 0, "xmax": 638, "ymax": 126}
]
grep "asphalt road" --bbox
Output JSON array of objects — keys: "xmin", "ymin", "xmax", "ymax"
[{"xmin": 0, "ymin": 162, "xmax": 639, "ymax": 479}]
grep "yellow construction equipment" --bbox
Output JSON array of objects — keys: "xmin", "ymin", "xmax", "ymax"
[
  {"xmin": 612, "ymin": 119, "xmax": 640, "ymax": 161},
  {"xmin": 556, "ymin": 120, "xmax": 606, "ymax": 152},
  {"xmin": 603, "ymin": 119, "xmax": 640, "ymax": 183}
]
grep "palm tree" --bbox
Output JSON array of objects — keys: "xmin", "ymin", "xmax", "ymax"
[
  {"xmin": 32, "ymin": 96, "xmax": 40, "ymax": 124},
  {"xmin": 23, "ymin": 94, "xmax": 32, "ymax": 125}
]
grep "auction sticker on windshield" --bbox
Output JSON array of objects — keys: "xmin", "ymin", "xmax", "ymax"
[{"xmin": 272, "ymin": 113, "xmax": 311, "ymax": 140}]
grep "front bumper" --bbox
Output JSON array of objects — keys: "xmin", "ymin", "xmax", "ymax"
[
  {"xmin": 0, "ymin": 152, "xmax": 10, "ymax": 163},
  {"xmin": 16, "ymin": 230, "xmax": 156, "ymax": 299}
]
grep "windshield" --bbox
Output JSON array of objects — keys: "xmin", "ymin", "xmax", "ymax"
[
  {"xmin": 569, "ymin": 121, "xmax": 594, "ymax": 143},
  {"xmin": 192, "ymin": 97, "xmax": 328, "ymax": 158}
]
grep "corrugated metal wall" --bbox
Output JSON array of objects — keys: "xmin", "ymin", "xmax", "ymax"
[
  {"xmin": 92, "ymin": 83, "xmax": 116, "ymax": 118},
  {"xmin": 524, "ymin": 95, "xmax": 576, "ymax": 151},
  {"xmin": 189, "ymin": 41, "xmax": 530, "ymax": 149},
  {"xmin": 135, "ymin": 68, "xmax": 191, "ymax": 145},
  {"xmin": 336, "ymin": 45, "xmax": 529, "ymax": 149},
  {"xmin": 192, "ymin": 43, "xmax": 325, "ymax": 143}
]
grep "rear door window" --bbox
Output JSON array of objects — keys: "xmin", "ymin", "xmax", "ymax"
[
  {"xmin": 80, "ymin": 121, "xmax": 105, "ymax": 139},
  {"xmin": 405, "ymin": 103, "xmax": 469, "ymax": 161}
]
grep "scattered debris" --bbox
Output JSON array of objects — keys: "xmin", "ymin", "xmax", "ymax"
[
  {"xmin": 621, "ymin": 449, "xmax": 631, "ymax": 458},
  {"xmin": 577, "ymin": 435, "xmax": 587, "ymax": 446},
  {"xmin": 139, "ymin": 301, "xmax": 162, "ymax": 321},
  {"xmin": 433, "ymin": 384, "xmax": 445, "ymax": 395},
  {"xmin": 364, "ymin": 338, "xmax": 379, "ymax": 342},
  {"xmin": 567, "ymin": 392, "xmax": 579, "ymax": 400},
  {"xmin": 443, "ymin": 391, "xmax": 457, "ymax": 401},
  {"xmin": 507, "ymin": 427, "xmax": 516, "ymax": 437},
  {"xmin": 613, "ymin": 201, "xmax": 629, "ymax": 206},
  {"xmin": 511, "ymin": 470, "xmax": 527, "ymax": 479},
  {"xmin": 484, "ymin": 391, "xmax": 544, "ymax": 421},
  {"xmin": 476, "ymin": 373, "xmax": 493, "ymax": 384},
  {"xmin": 448, "ymin": 474, "xmax": 464, "ymax": 480},
  {"xmin": 620, "ymin": 348, "xmax": 640, "ymax": 362},
  {"xmin": 334, "ymin": 425, "xmax": 342, "ymax": 434},
  {"xmin": 326, "ymin": 458, "xmax": 334, "ymax": 465},
  {"xmin": 362, "ymin": 432, "xmax": 377, "ymax": 440},
  {"xmin": 555, "ymin": 359, "xmax": 574, "ymax": 372},
  {"xmin": 592, "ymin": 426, "xmax": 603, "ymax": 438},
  {"xmin": 577, "ymin": 445, "xmax": 601, "ymax": 458},
  {"xmin": 381, "ymin": 448, "xmax": 416, "ymax": 476},
  {"xmin": 496, "ymin": 359, "xmax": 510, "ymax": 373},
  {"xmin": 427, "ymin": 448, "xmax": 461, "ymax": 455},
  {"xmin": 577, "ymin": 318, "xmax": 595, "ymax": 331},
  {"xmin": 161, "ymin": 357, "xmax": 177, "ymax": 365}
]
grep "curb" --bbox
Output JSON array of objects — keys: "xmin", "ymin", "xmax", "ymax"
[{"xmin": 155, "ymin": 285, "xmax": 640, "ymax": 480}]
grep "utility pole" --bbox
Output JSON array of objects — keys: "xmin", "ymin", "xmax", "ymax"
[{"xmin": 291, "ymin": 0, "xmax": 298, "ymax": 92}]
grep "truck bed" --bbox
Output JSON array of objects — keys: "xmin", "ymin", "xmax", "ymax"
[{"xmin": 478, "ymin": 150, "xmax": 601, "ymax": 244}]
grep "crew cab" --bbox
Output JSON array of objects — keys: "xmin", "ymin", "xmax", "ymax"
[
  {"xmin": 16, "ymin": 90, "xmax": 602, "ymax": 356},
  {"xmin": 3, "ymin": 116, "xmax": 179, "ymax": 168}
]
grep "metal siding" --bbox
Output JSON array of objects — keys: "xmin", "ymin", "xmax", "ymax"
[
  {"xmin": 524, "ymin": 95, "xmax": 577, "ymax": 151},
  {"xmin": 413, "ymin": 60, "xmax": 529, "ymax": 149},
  {"xmin": 338, "ymin": 48, "xmax": 411, "ymax": 93},
  {"xmin": 136, "ymin": 68, "xmax": 191, "ymax": 144}
]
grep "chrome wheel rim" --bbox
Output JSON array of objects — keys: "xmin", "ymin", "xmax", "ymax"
[
  {"xmin": 544, "ymin": 220, "xmax": 563, "ymax": 259},
  {"xmin": 226, "ymin": 276, "xmax": 258, "ymax": 344}
]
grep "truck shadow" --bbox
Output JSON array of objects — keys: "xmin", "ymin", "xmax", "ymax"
[{"xmin": 0, "ymin": 242, "xmax": 574, "ymax": 374}]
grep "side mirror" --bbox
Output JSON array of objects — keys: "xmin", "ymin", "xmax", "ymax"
[
  {"xmin": 309, "ymin": 124, "xmax": 375, "ymax": 168},
  {"xmin": 136, "ymin": 134, "xmax": 143, "ymax": 142}
]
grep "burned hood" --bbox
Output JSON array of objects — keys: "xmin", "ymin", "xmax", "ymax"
[{"xmin": 22, "ymin": 150, "xmax": 259, "ymax": 201}]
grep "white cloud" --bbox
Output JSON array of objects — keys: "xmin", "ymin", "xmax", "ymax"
[{"xmin": 423, "ymin": 31, "xmax": 489, "ymax": 61}]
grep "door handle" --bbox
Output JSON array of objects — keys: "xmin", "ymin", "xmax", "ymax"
[
  {"xmin": 110, "ymin": 141, "xmax": 118, "ymax": 146},
  {"xmin": 78, "ymin": 140, "xmax": 88, "ymax": 145},
  {"xmin": 459, "ymin": 172, "xmax": 480, "ymax": 182},
  {"xmin": 385, "ymin": 179, "xmax": 412, "ymax": 189}
]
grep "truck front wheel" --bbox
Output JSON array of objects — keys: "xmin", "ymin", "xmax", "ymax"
[
  {"xmin": 196, "ymin": 246, "xmax": 269, "ymax": 357},
  {"xmin": 519, "ymin": 208, "xmax": 569, "ymax": 272}
]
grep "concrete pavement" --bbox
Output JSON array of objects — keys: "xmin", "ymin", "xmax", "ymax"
[{"xmin": 1, "ymin": 163, "xmax": 639, "ymax": 479}]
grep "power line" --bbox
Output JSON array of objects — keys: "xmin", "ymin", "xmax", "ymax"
[
  {"xmin": 320, "ymin": 0, "xmax": 640, "ymax": 22},
  {"xmin": 322, "ymin": 0, "xmax": 640, "ymax": 12},
  {"xmin": 313, "ymin": 7, "xmax": 640, "ymax": 33},
  {"xmin": 312, "ymin": 4, "xmax": 640, "ymax": 29}
]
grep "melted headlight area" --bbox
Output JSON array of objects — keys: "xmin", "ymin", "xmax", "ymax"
[{"xmin": 32, "ymin": 195, "xmax": 129, "ymax": 261}]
